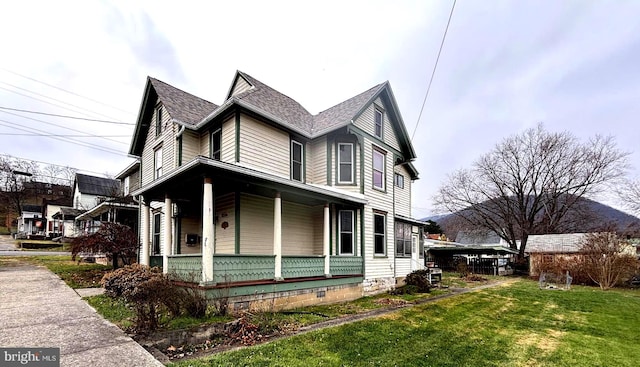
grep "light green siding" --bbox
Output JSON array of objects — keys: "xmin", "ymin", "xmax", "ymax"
[
  {"xmin": 141, "ymin": 105, "xmax": 175, "ymax": 186},
  {"xmin": 239, "ymin": 115, "xmax": 289, "ymax": 178},
  {"xmin": 394, "ymin": 165, "xmax": 411, "ymax": 218},
  {"xmin": 239, "ymin": 193, "xmax": 273, "ymax": 255},
  {"xmin": 307, "ymin": 136, "xmax": 327, "ymax": 184},
  {"xmin": 282, "ymin": 202, "xmax": 322, "ymax": 255}
]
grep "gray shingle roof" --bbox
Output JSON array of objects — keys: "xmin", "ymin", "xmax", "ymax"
[
  {"xmin": 526, "ymin": 233, "xmax": 588, "ymax": 253},
  {"xmin": 149, "ymin": 78, "xmax": 218, "ymax": 126},
  {"xmin": 75, "ymin": 173, "xmax": 120, "ymax": 197},
  {"xmin": 228, "ymin": 71, "xmax": 385, "ymax": 136},
  {"xmin": 314, "ymin": 83, "xmax": 385, "ymax": 134},
  {"xmin": 232, "ymin": 72, "xmax": 315, "ymax": 134},
  {"xmin": 456, "ymin": 230, "xmax": 503, "ymax": 245}
]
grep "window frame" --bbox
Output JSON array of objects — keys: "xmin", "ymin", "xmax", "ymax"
[
  {"xmin": 374, "ymin": 108, "xmax": 383, "ymax": 138},
  {"xmin": 155, "ymin": 105, "xmax": 163, "ymax": 137},
  {"xmin": 123, "ymin": 176, "xmax": 130, "ymax": 196},
  {"xmin": 372, "ymin": 148, "xmax": 386, "ymax": 191},
  {"xmin": 210, "ymin": 128, "xmax": 222, "ymax": 161},
  {"xmin": 154, "ymin": 147, "xmax": 163, "ymax": 179},
  {"xmin": 395, "ymin": 221, "xmax": 412, "ymax": 258},
  {"xmin": 373, "ymin": 212, "xmax": 386, "ymax": 256},
  {"xmin": 337, "ymin": 142, "xmax": 354, "ymax": 184},
  {"xmin": 338, "ymin": 210, "xmax": 354, "ymax": 255},
  {"xmin": 291, "ymin": 140, "xmax": 304, "ymax": 182},
  {"xmin": 394, "ymin": 173, "xmax": 404, "ymax": 189},
  {"xmin": 152, "ymin": 212, "xmax": 161, "ymax": 255}
]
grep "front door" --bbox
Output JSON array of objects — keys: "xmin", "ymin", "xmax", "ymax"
[{"xmin": 411, "ymin": 233, "xmax": 419, "ymax": 271}]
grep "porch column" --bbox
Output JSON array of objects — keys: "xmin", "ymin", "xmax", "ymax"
[
  {"xmin": 140, "ymin": 198, "xmax": 150, "ymax": 266},
  {"xmin": 163, "ymin": 195, "xmax": 173, "ymax": 274},
  {"xmin": 202, "ymin": 177, "xmax": 215, "ymax": 284},
  {"xmin": 273, "ymin": 192, "xmax": 283, "ymax": 280},
  {"xmin": 323, "ymin": 204, "xmax": 331, "ymax": 277}
]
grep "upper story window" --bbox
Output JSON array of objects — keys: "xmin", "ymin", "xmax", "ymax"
[
  {"xmin": 291, "ymin": 140, "xmax": 303, "ymax": 182},
  {"xmin": 339, "ymin": 210, "xmax": 354, "ymax": 255},
  {"xmin": 211, "ymin": 129, "xmax": 221, "ymax": 161},
  {"xmin": 374, "ymin": 108, "xmax": 383, "ymax": 138},
  {"xmin": 338, "ymin": 143, "xmax": 354, "ymax": 184},
  {"xmin": 155, "ymin": 105, "xmax": 163, "ymax": 137},
  {"xmin": 374, "ymin": 212, "xmax": 386, "ymax": 255},
  {"xmin": 394, "ymin": 173, "xmax": 404, "ymax": 189},
  {"xmin": 372, "ymin": 148, "xmax": 386, "ymax": 191},
  {"xmin": 154, "ymin": 147, "xmax": 163, "ymax": 179}
]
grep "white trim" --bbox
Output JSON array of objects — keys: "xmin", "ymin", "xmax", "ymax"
[
  {"xmin": 338, "ymin": 210, "xmax": 354, "ymax": 255},
  {"xmin": 337, "ymin": 143, "xmax": 354, "ymax": 184},
  {"xmin": 291, "ymin": 140, "xmax": 304, "ymax": 182}
]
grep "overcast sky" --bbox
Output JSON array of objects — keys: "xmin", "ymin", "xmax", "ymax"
[{"xmin": 1, "ymin": 0, "xmax": 638, "ymax": 218}]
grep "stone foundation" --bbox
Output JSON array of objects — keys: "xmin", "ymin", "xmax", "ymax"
[
  {"xmin": 362, "ymin": 277, "xmax": 395, "ymax": 295},
  {"xmin": 209, "ymin": 282, "xmax": 364, "ymax": 314}
]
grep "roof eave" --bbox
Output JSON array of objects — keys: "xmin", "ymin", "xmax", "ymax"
[{"xmin": 129, "ymin": 78, "xmax": 155, "ymax": 157}]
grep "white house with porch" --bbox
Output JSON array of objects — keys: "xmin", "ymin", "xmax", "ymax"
[{"xmin": 128, "ymin": 71, "xmax": 425, "ymax": 310}]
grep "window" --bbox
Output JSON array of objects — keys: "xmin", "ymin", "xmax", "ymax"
[
  {"xmin": 372, "ymin": 149, "xmax": 385, "ymax": 190},
  {"xmin": 155, "ymin": 105, "xmax": 163, "ymax": 136},
  {"xmin": 374, "ymin": 108, "xmax": 383, "ymax": 138},
  {"xmin": 123, "ymin": 176, "xmax": 130, "ymax": 196},
  {"xmin": 395, "ymin": 221, "xmax": 412, "ymax": 257},
  {"xmin": 211, "ymin": 129, "xmax": 221, "ymax": 161},
  {"xmin": 374, "ymin": 212, "xmax": 386, "ymax": 255},
  {"xmin": 394, "ymin": 173, "xmax": 404, "ymax": 189},
  {"xmin": 291, "ymin": 140, "xmax": 303, "ymax": 181},
  {"xmin": 154, "ymin": 147, "xmax": 163, "ymax": 179},
  {"xmin": 153, "ymin": 213, "xmax": 161, "ymax": 255},
  {"xmin": 339, "ymin": 210, "xmax": 354, "ymax": 255},
  {"xmin": 338, "ymin": 143, "xmax": 354, "ymax": 184}
]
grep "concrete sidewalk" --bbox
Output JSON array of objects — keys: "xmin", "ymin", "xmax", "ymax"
[{"xmin": 0, "ymin": 263, "xmax": 163, "ymax": 366}]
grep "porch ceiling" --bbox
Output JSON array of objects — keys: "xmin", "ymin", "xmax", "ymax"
[{"xmin": 134, "ymin": 156, "xmax": 368, "ymax": 207}]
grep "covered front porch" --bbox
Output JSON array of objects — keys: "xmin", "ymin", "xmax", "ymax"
[{"xmin": 136, "ymin": 157, "xmax": 367, "ymax": 289}]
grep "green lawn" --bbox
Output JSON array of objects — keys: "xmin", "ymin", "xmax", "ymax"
[
  {"xmin": 173, "ymin": 280, "xmax": 640, "ymax": 367},
  {"xmin": 18, "ymin": 255, "xmax": 112, "ymax": 288}
]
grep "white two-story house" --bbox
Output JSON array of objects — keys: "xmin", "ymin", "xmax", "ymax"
[{"xmin": 128, "ymin": 71, "xmax": 424, "ymax": 310}]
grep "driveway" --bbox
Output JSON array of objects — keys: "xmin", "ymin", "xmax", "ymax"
[{"xmin": 0, "ymin": 262, "xmax": 163, "ymax": 366}]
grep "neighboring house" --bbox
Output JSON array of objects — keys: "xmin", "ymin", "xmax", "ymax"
[
  {"xmin": 51, "ymin": 207, "xmax": 84, "ymax": 238},
  {"xmin": 75, "ymin": 162, "xmax": 140, "ymax": 234},
  {"xmin": 526, "ymin": 233, "xmax": 588, "ymax": 277},
  {"xmin": 127, "ymin": 71, "xmax": 425, "ymax": 310},
  {"xmin": 16, "ymin": 204, "xmax": 44, "ymax": 238},
  {"xmin": 43, "ymin": 198, "xmax": 73, "ymax": 238},
  {"xmin": 72, "ymin": 173, "xmax": 121, "ymax": 234}
]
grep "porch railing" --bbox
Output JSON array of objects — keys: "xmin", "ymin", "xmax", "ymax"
[
  {"xmin": 213, "ymin": 255, "xmax": 275, "ymax": 284},
  {"xmin": 164, "ymin": 254, "xmax": 363, "ymax": 283},
  {"xmin": 167, "ymin": 254, "xmax": 202, "ymax": 282},
  {"xmin": 282, "ymin": 255, "xmax": 324, "ymax": 278},
  {"xmin": 330, "ymin": 256, "xmax": 364, "ymax": 276}
]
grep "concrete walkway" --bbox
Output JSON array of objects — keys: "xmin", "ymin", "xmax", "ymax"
[{"xmin": 0, "ymin": 263, "xmax": 163, "ymax": 366}]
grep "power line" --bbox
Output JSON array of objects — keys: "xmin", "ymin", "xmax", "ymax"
[
  {"xmin": 0, "ymin": 106, "xmax": 134, "ymax": 125},
  {"xmin": 411, "ymin": 0, "xmax": 457, "ymax": 141},
  {"xmin": 0, "ymin": 133, "xmax": 129, "ymax": 137},
  {"xmin": 0, "ymin": 68, "xmax": 135, "ymax": 116},
  {"xmin": 0, "ymin": 110, "xmax": 128, "ymax": 145},
  {"xmin": 0, "ymin": 119, "xmax": 128, "ymax": 156},
  {"xmin": 0, "ymin": 85, "xmax": 119, "ymax": 122},
  {"xmin": 0, "ymin": 153, "xmax": 117, "ymax": 177},
  {"xmin": 0, "ymin": 81, "xmax": 125, "ymax": 122}
]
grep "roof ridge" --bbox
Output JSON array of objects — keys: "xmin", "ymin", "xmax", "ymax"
[{"xmin": 148, "ymin": 77, "xmax": 217, "ymax": 106}]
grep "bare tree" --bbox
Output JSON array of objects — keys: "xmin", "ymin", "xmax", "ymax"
[
  {"xmin": 580, "ymin": 232, "xmax": 638, "ymax": 290},
  {"xmin": 0, "ymin": 155, "xmax": 41, "ymax": 216},
  {"xmin": 617, "ymin": 178, "xmax": 640, "ymax": 216},
  {"xmin": 434, "ymin": 124, "xmax": 628, "ymax": 258}
]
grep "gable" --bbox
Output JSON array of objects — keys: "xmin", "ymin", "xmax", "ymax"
[
  {"xmin": 129, "ymin": 77, "xmax": 217, "ymax": 156},
  {"xmin": 226, "ymin": 73, "xmax": 254, "ymax": 98}
]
